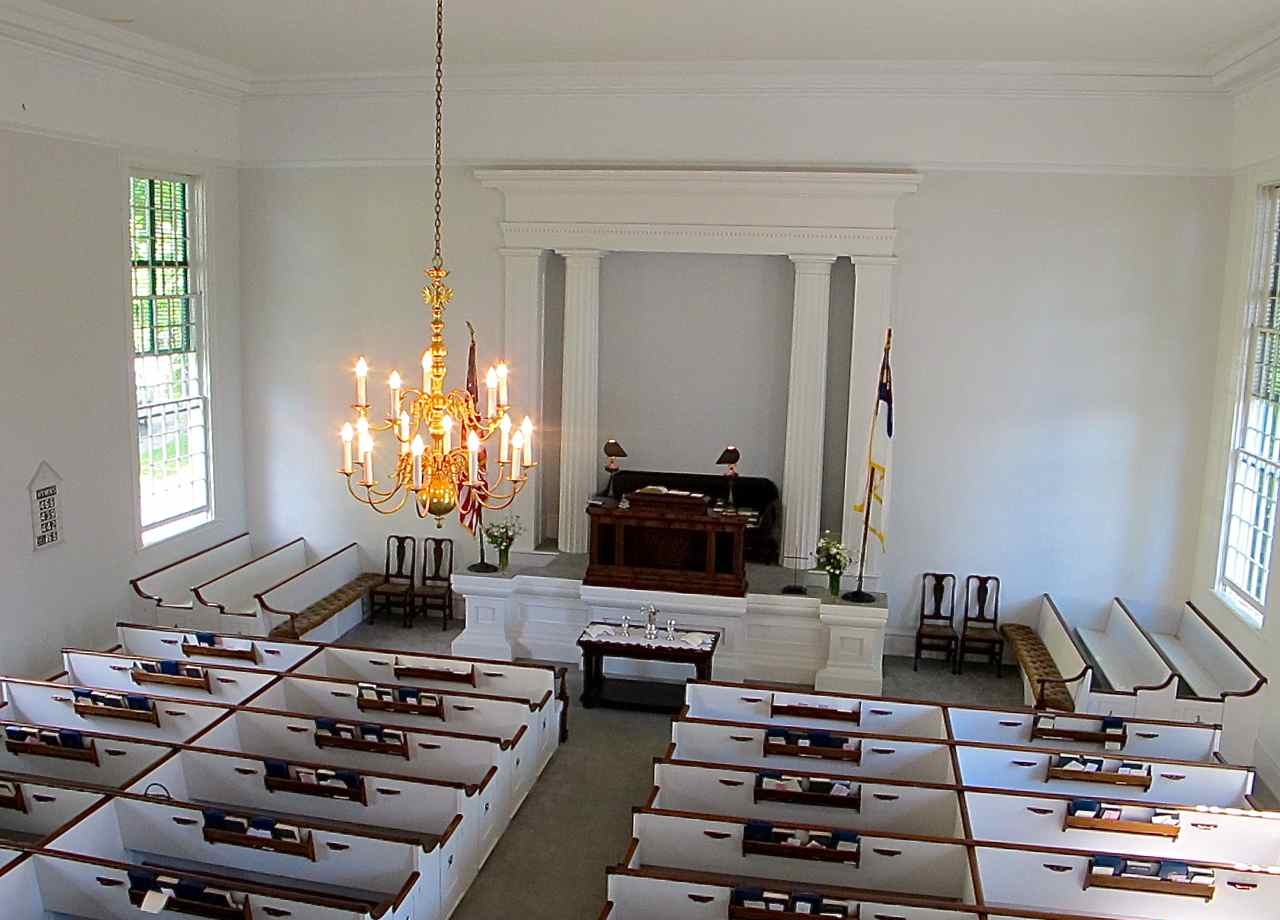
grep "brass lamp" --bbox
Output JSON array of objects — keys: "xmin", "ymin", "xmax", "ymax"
[
  {"xmin": 716, "ymin": 445, "xmax": 740, "ymax": 508},
  {"xmin": 602, "ymin": 439, "xmax": 627, "ymax": 496}
]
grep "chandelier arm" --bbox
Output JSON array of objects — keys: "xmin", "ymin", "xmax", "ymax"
[{"xmin": 344, "ymin": 471, "xmax": 408, "ymax": 511}]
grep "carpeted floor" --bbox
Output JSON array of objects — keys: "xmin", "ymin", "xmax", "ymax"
[{"xmin": 335, "ymin": 619, "xmax": 1025, "ymax": 919}]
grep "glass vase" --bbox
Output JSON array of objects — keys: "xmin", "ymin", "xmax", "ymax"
[
  {"xmin": 828, "ymin": 572, "xmax": 842, "ymax": 597},
  {"xmin": 498, "ymin": 546, "xmax": 510, "ymax": 571}
]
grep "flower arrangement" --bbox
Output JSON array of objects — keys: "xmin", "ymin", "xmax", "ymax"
[
  {"xmin": 815, "ymin": 531, "xmax": 851, "ymax": 597},
  {"xmin": 483, "ymin": 515, "xmax": 525, "ymax": 569}
]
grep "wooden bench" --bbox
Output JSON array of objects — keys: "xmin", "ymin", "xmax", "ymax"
[
  {"xmin": 258, "ymin": 544, "xmax": 379, "ymax": 641},
  {"xmin": 130, "ymin": 531, "xmax": 251, "ymax": 627},
  {"xmin": 1001, "ymin": 623, "xmax": 1076, "ymax": 711}
]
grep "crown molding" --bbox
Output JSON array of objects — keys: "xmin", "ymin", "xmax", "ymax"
[
  {"xmin": 1209, "ymin": 21, "xmax": 1280, "ymax": 90},
  {"xmin": 0, "ymin": 0, "xmax": 251, "ymax": 99}
]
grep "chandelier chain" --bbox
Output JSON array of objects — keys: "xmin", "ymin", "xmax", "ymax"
[{"xmin": 432, "ymin": 0, "xmax": 444, "ymax": 270}]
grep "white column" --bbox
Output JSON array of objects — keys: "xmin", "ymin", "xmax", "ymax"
[
  {"xmin": 557, "ymin": 250, "xmax": 605, "ymax": 554},
  {"xmin": 841, "ymin": 259, "xmax": 896, "ymax": 576},
  {"xmin": 781, "ymin": 255, "xmax": 837, "ymax": 566},
  {"xmin": 500, "ymin": 248, "xmax": 548, "ymax": 552}
]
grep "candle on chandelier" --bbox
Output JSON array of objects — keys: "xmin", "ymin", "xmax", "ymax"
[
  {"xmin": 355, "ymin": 357, "xmax": 369, "ymax": 406},
  {"xmin": 399, "ymin": 411, "xmax": 411, "ymax": 452},
  {"xmin": 466, "ymin": 431, "xmax": 480, "ymax": 482},
  {"xmin": 411, "ymin": 435, "xmax": 425, "ymax": 490},
  {"xmin": 511, "ymin": 431, "xmax": 524, "ymax": 479},
  {"xmin": 340, "ymin": 423, "xmax": 354, "ymax": 474},
  {"xmin": 496, "ymin": 362, "xmax": 509, "ymax": 407},
  {"xmin": 485, "ymin": 366, "xmax": 498, "ymax": 417},
  {"xmin": 520, "ymin": 416, "xmax": 534, "ymax": 466},
  {"xmin": 498, "ymin": 414, "xmax": 512, "ymax": 463},
  {"xmin": 388, "ymin": 371, "xmax": 402, "ymax": 417},
  {"xmin": 442, "ymin": 415, "xmax": 454, "ymax": 452},
  {"xmin": 359, "ymin": 432, "xmax": 374, "ymax": 485}
]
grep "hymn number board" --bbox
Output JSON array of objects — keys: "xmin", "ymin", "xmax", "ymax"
[{"xmin": 28, "ymin": 462, "xmax": 63, "ymax": 551}]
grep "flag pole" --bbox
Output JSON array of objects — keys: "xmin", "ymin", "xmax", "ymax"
[
  {"xmin": 467, "ymin": 506, "xmax": 497, "ymax": 573},
  {"xmin": 842, "ymin": 463, "xmax": 877, "ymax": 603}
]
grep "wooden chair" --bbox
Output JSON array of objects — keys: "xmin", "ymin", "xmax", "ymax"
[
  {"xmin": 957, "ymin": 574, "xmax": 1003, "ymax": 676},
  {"xmin": 414, "ymin": 537, "xmax": 454, "ymax": 629},
  {"xmin": 370, "ymin": 536, "xmax": 417, "ymax": 627},
  {"xmin": 915, "ymin": 572, "xmax": 958, "ymax": 671}
]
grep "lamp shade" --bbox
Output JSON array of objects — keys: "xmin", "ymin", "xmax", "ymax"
[
  {"xmin": 716, "ymin": 446, "xmax": 740, "ymax": 466},
  {"xmin": 603, "ymin": 439, "xmax": 628, "ymax": 459}
]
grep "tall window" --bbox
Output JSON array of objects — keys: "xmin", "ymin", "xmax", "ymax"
[
  {"xmin": 130, "ymin": 174, "xmax": 211, "ymax": 543},
  {"xmin": 1220, "ymin": 186, "xmax": 1280, "ymax": 619}
]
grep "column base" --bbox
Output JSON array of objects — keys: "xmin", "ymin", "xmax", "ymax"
[{"xmin": 816, "ymin": 601, "xmax": 889, "ymax": 697}]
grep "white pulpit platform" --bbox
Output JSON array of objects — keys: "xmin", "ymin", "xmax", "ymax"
[{"xmin": 451, "ymin": 554, "xmax": 888, "ymax": 693}]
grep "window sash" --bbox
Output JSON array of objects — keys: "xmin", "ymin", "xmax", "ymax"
[{"xmin": 1220, "ymin": 186, "xmax": 1280, "ymax": 613}]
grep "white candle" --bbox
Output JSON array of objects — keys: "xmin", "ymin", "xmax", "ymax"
[
  {"xmin": 485, "ymin": 367, "xmax": 498, "ymax": 417},
  {"xmin": 467, "ymin": 431, "xmax": 480, "ymax": 482},
  {"xmin": 520, "ymin": 416, "xmax": 534, "ymax": 466},
  {"xmin": 355, "ymin": 357, "xmax": 368, "ymax": 406},
  {"xmin": 411, "ymin": 435, "xmax": 425, "ymax": 489},
  {"xmin": 388, "ymin": 371, "xmax": 402, "ymax": 417},
  {"xmin": 510, "ymin": 431, "xmax": 524, "ymax": 479},
  {"xmin": 498, "ymin": 414, "xmax": 512, "ymax": 463},
  {"xmin": 340, "ymin": 423, "xmax": 354, "ymax": 474},
  {"xmin": 359, "ymin": 432, "xmax": 374, "ymax": 485},
  {"xmin": 399, "ymin": 411, "xmax": 411, "ymax": 451},
  {"xmin": 442, "ymin": 415, "xmax": 453, "ymax": 452},
  {"xmin": 496, "ymin": 362, "xmax": 509, "ymax": 407}
]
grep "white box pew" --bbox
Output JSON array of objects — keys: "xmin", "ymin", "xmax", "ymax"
[
  {"xmin": 197, "ymin": 708, "xmax": 511, "ymax": 852},
  {"xmin": 125, "ymin": 746, "xmax": 475, "ymax": 913},
  {"xmin": 0, "ymin": 678, "xmax": 230, "ymax": 745},
  {"xmin": 631, "ymin": 808, "xmax": 974, "ymax": 901},
  {"xmin": 295, "ymin": 644, "xmax": 564, "ymax": 769},
  {"xmin": 17, "ymin": 848, "xmax": 414, "ymax": 920},
  {"xmin": 684, "ymin": 680, "xmax": 947, "ymax": 739},
  {"xmin": 946, "ymin": 706, "xmax": 1221, "ymax": 762},
  {"xmin": 130, "ymin": 531, "xmax": 252, "ymax": 629},
  {"xmin": 42, "ymin": 793, "xmax": 434, "ymax": 920},
  {"xmin": 965, "ymin": 788, "xmax": 1280, "ymax": 866},
  {"xmin": 651, "ymin": 758, "xmax": 964, "ymax": 837},
  {"xmin": 0, "ymin": 774, "xmax": 103, "ymax": 847},
  {"xmin": 57, "ymin": 649, "xmax": 276, "ymax": 706},
  {"xmin": 192, "ymin": 536, "xmax": 308, "ymax": 636},
  {"xmin": 1008, "ymin": 595, "xmax": 1095, "ymax": 711},
  {"xmin": 953, "ymin": 743, "xmax": 1254, "ymax": 807},
  {"xmin": 1123, "ymin": 599, "xmax": 1268, "ymax": 764},
  {"xmin": 256, "ymin": 542, "xmax": 370, "ymax": 642},
  {"xmin": 1072, "ymin": 600, "xmax": 1177, "ymax": 717},
  {"xmin": 114, "ymin": 622, "xmax": 319, "ymax": 672},
  {"xmin": 246, "ymin": 674, "xmax": 541, "ymax": 804},
  {"xmin": 603, "ymin": 868, "xmax": 985, "ymax": 920},
  {"xmin": 975, "ymin": 842, "xmax": 1280, "ymax": 920},
  {"xmin": 0, "ymin": 721, "xmax": 175, "ymax": 789},
  {"xmin": 670, "ymin": 717, "xmax": 956, "ymax": 784}
]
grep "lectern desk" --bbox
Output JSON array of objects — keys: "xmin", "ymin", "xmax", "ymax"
[{"xmin": 584, "ymin": 492, "xmax": 748, "ymax": 597}]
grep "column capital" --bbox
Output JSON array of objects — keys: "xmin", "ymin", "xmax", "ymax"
[
  {"xmin": 499, "ymin": 246, "xmax": 548, "ymax": 260},
  {"xmin": 789, "ymin": 254, "xmax": 839, "ymax": 273},
  {"xmin": 557, "ymin": 249, "xmax": 607, "ymax": 262},
  {"xmin": 849, "ymin": 255, "xmax": 899, "ymax": 267}
]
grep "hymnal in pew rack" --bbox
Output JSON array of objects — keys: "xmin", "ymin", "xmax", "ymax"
[
  {"xmin": 1064, "ymin": 798, "xmax": 1180, "ymax": 838},
  {"xmin": 392, "ymin": 660, "xmax": 476, "ymax": 686},
  {"xmin": 202, "ymin": 810, "xmax": 316, "ymax": 861},
  {"xmin": 764, "ymin": 729, "xmax": 862, "ymax": 763},
  {"xmin": 755, "ymin": 772, "xmax": 861, "ymax": 811},
  {"xmin": 131, "ymin": 660, "xmax": 212, "ymax": 693},
  {"xmin": 1085, "ymin": 854, "xmax": 1216, "ymax": 900},
  {"xmin": 1031, "ymin": 713, "xmax": 1127, "ymax": 750},
  {"xmin": 730, "ymin": 886, "xmax": 856, "ymax": 918},
  {"xmin": 71, "ymin": 688, "xmax": 160, "ymax": 726},
  {"xmin": 262, "ymin": 759, "xmax": 368, "ymax": 805},
  {"xmin": 181, "ymin": 633, "xmax": 259, "ymax": 663},
  {"xmin": 1045, "ymin": 754, "xmax": 1152, "ymax": 790},
  {"xmin": 770, "ymin": 695, "xmax": 861, "ymax": 726},
  {"xmin": 0, "ymin": 780, "xmax": 25, "ymax": 814},
  {"xmin": 313, "ymin": 718, "xmax": 409, "ymax": 759},
  {"xmin": 355, "ymin": 682, "xmax": 445, "ymax": 719},
  {"xmin": 3, "ymin": 725, "xmax": 99, "ymax": 764},
  {"xmin": 742, "ymin": 820, "xmax": 861, "ymax": 865},
  {"xmin": 127, "ymin": 872, "xmax": 252, "ymax": 920}
]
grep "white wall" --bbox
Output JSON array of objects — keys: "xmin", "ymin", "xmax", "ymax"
[{"xmin": 0, "ymin": 127, "xmax": 246, "ymax": 677}]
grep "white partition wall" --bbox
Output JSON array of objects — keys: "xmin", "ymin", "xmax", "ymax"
[
  {"xmin": 129, "ymin": 532, "xmax": 252, "ymax": 628},
  {"xmin": 193, "ymin": 537, "xmax": 309, "ymax": 634},
  {"xmin": 114, "ymin": 622, "xmax": 320, "ymax": 671}
]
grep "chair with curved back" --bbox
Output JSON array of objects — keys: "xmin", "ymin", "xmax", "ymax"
[
  {"xmin": 414, "ymin": 537, "xmax": 454, "ymax": 629},
  {"xmin": 371, "ymin": 535, "xmax": 417, "ymax": 627},
  {"xmin": 957, "ymin": 574, "xmax": 1003, "ymax": 676},
  {"xmin": 915, "ymin": 572, "xmax": 958, "ymax": 671}
]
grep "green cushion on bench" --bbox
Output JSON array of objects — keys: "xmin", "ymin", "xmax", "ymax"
[
  {"xmin": 270, "ymin": 573, "xmax": 383, "ymax": 639},
  {"xmin": 1000, "ymin": 623, "xmax": 1076, "ymax": 712}
]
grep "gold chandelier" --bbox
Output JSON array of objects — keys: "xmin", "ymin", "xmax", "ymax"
[{"xmin": 337, "ymin": 0, "xmax": 534, "ymax": 526}]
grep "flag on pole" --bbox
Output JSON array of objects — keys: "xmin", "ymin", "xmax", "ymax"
[
  {"xmin": 854, "ymin": 328, "xmax": 894, "ymax": 555},
  {"xmin": 458, "ymin": 323, "xmax": 483, "ymax": 534}
]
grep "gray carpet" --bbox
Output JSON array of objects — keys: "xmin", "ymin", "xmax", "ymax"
[{"xmin": 336, "ymin": 620, "xmax": 1024, "ymax": 918}]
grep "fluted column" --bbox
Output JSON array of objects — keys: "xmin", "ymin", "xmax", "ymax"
[
  {"xmin": 841, "ymin": 259, "xmax": 896, "ymax": 576},
  {"xmin": 557, "ymin": 250, "xmax": 605, "ymax": 554},
  {"xmin": 500, "ymin": 248, "xmax": 548, "ymax": 551},
  {"xmin": 781, "ymin": 255, "xmax": 837, "ymax": 565}
]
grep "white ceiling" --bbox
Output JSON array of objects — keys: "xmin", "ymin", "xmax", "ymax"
[{"xmin": 36, "ymin": 0, "xmax": 1280, "ymax": 77}]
